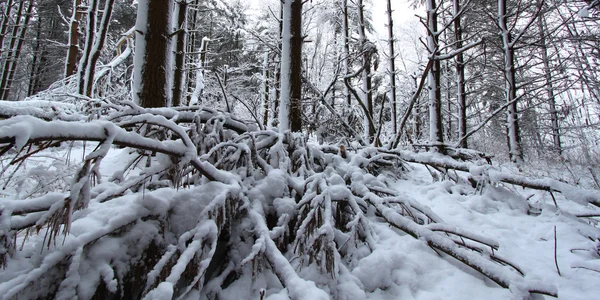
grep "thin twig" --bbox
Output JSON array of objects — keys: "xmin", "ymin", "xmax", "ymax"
[{"xmin": 554, "ymin": 225, "xmax": 561, "ymax": 276}]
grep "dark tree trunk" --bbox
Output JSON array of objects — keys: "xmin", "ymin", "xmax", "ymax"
[
  {"xmin": 0, "ymin": 0, "xmax": 14, "ymax": 53},
  {"xmin": 454, "ymin": 0, "xmax": 468, "ymax": 148},
  {"xmin": 28, "ymin": 18, "xmax": 42, "ymax": 97},
  {"xmin": 138, "ymin": 0, "xmax": 172, "ymax": 108},
  {"xmin": 0, "ymin": 0, "xmax": 33, "ymax": 100},
  {"xmin": 65, "ymin": 0, "xmax": 82, "ymax": 78},
  {"xmin": 289, "ymin": 0, "xmax": 303, "ymax": 132}
]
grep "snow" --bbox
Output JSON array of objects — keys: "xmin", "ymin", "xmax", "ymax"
[
  {"xmin": 1, "ymin": 110, "xmax": 599, "ymax": 299},
  {"xmin": 578, "ymin": 8, "xmax": 590, "ymax": 18}
]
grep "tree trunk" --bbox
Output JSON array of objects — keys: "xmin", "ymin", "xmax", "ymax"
[
  {"xmin": 426, "ymin": 0, "xmax": 443, "ymax": 150},
  {"xmin": 279, "ymin": 0, "xmax": 303, "ymax": 132},
  {"xmin": 77, "ymin": 0, "xmax": 98, "ymax": 95},
  {"xmin": 0, "ymin": 0, "xmax": 33, "ymax": 100},
  {"xmin": 84, "ymin": 0, "xmax": 115, "ymax": 97},
  {"xmin": 454, "ymin": 0, "xmax": 468, "ymax": 148},
  {"xmin": 358, "ymin": 0, "xmax": 374, "ymax": 141},
  {"xmin": 263, "ymin": 52, "xmax": 270, "ymax": 128},
  {"xmin": 172, "ymin": 1, "xmax": 187, "ymax": 107},
  {"xmin": 28, "ymin": 18, "xmax": 42, "ymax": 97},
  {"xmin": 498, "ymin": 0, "xmax": 523, "ymax": 163},
  {"xmin": 65, "ymin": 0, "xmax": 82, "ymax": 78},
  {"xmin": 342, "ymin": 0, "xmax": 351, "ymax": 106},
  {"xmin": 134, "ymin": 0, "xmax": 173, "ymax": 108},
  {"xmin": 386, "ymin": 0, "xmax": 398, "ymax": 135},
  {"xmin": 0, "ymin": 0, "xmax": 14, "ymax": 54},
  {"xmin": 537, "ymin": 6, "xmax": 561, "ymax": 155}
]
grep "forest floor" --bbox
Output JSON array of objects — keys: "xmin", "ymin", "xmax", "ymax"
[{"xmin": 1, "ymin": 139, "xmax": 599, "ymax": 300}]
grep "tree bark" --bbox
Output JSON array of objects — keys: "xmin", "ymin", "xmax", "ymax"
[
  {"xmin": 0, "ymin": 0, "xmax": 14, "ymax": 54},
  {"xmin": 386, "ymin": 0, "xmax": 398, "ymax": 135},
  {"xmin": 0, "ymin": 0, "xmax": 33, "ymax": 100},
  {"xmin": 77, "ymin": 0, "xmax": 98, "ymax": 95},
  {"xmin": 537, "ymin": 5, "xmax": 561, "ymax": 155},
  {"xmin": 342, "ymin": 0, "xmax": 351, "ymax": 106},
  {"xmin": 426, "ymin": 0, "xmax": 444, "ymax": 151},
  {"xmin": 454, "ymin": 0, "xmax": 468, "ymax": 148},
  {"xmin": 279, "ymin": 0, "xmax": 303, "ymax": 132},
  {"xmin": 134, "ymin": 0, "xmax": 173, "ymax": 108},
  {"xmin": 498, "ymin": 0, "xmax": 523, "ymax": 163},
  {"xmin": 358, "ymin": 0, "xmax": 374, "ymax": 141},
  {"xmin": 84, "ymin": 0, "xmax": 115, "ymax": 97},
  {"xmin": 172, "ymin": 0, "xmax": 187, "ymax": 107},
  {"xmin": 65, "ymin": 0, "xmax": 82, "ymax": 78}
]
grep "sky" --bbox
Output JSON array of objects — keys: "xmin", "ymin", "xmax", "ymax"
[{"xmin": 247, "ymin": 0, "xmax": 420, "ymax": 36}]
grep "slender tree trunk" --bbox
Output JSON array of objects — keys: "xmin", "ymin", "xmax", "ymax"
[
  {"xmin": 0, "ymin": 0, "xmax": 23, "ymax": 99},
  {"xmin": 263, "ymin": 52, "xmax": 270, "ymax": 127},
  {"xmin": 0, "ymin": 0, "xmax": 14, "ymax": 53},
  {"xmin": 65, "ymin": 0, "xmax": 82, "ymax": 78},
  {"xmin": 537, "ymin": 6, "xmax": 561, "ymax": 155},
  {"xmin": 28, "ymin": 18, "xmax": 42, "ymax": 97},
  {"xmin": 78, "ymin": 0, "xmax": 98, "ymax": 95},
  {"xmin": 426, "ymin": 0, "xmax": 443, "ymax": 150},
  {"xmin": 358, "ymin": 0, "xmax": 374, "ymax": 141},
  {"xmin": 342, "ymin": 0, "xmax": 351, "ymax": 106},
  {"xmin": 172, "ymin": 0, "xmax": 187, "ymax": 106},
  {"xmin": 454, "ymin": 0, "xmax": 468, "ymax": 148},
  {"xmin": 84, "ymin": 0, "xmax": 115, "ymax": 97},
  {"xmin": 134, "ymin": 0, "xmax": 173, "ymax": 108},
  {"xmin": 498, "ymin": 0, "xmax": 523, "ymax": 163},
  {"xmin": 279, "ymin": 0, "xmax": 303, "ymax": 132},
  {"xmin": 413, "ymin": 75, "xmax": 421, "ymax": 140},
  {"xmin": 186, "ymin": 0, "xmax": 199, "ymax": 105},
  {"xmin": 386, "ymin": 0, "xmax": 398, "ymax": 135},
  {"xmin": 0, "ymin": 0, "xmax": 33, "ymax": 100}
]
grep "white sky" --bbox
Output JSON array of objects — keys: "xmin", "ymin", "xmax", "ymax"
[
  {"xmin": 371, "ymin": 0, "xmax": 419, "ymax": 35},
  {"xmin": 247, "ymin": 0, "xmax": 420, "ymax": 35}
]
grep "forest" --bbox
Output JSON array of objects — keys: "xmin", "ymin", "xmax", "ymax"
[{"xmin": 0, "ymin": 0, "xmax": 599, "ymax": 299}]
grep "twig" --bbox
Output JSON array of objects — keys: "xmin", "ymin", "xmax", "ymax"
[{"xmin": 554, "ymin": 226, "xmax": 561, "ymax": 276}]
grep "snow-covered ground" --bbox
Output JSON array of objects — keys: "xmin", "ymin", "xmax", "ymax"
[
  {"xmin": 0, "ymin": 138, "xmax": 599, "ymax": 299},
  {"xmin": 364, "ymin": 163, "xmax": 600, "ymax": 299}
]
